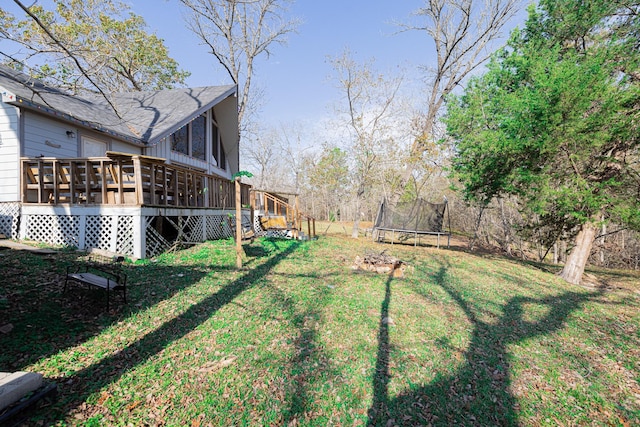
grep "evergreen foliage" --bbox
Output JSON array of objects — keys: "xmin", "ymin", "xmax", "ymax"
[{"xmin": 446, "ymin": 0, "xmax": 640, "ymax": 239}]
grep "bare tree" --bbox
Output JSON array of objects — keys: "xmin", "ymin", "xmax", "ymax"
[
  {"xmin": 241, "ymin": 126, "xmax": 285, "ymax": 190},
  {"xmin": 179, "ymin": 0, "xmax": 300, "ymax": 138},
  {"xmin": 391, "ymin": 0, "xmax": 522, "ymax": 206},
  {"xmin": 330, "ymin": 49, "xmax": 405, "ymax": 238},
  {"xmin": 276, "ymin": 122, "xmax": 315, "ymax": 194}
]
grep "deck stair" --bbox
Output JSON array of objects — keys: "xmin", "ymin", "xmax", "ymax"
[{"xmin": 252, "ymin": 190, "xmax": 315, "ymax": 240}]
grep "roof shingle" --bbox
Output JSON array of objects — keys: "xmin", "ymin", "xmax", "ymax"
[{"xmin": 0, "ymin": 65, "xmax": 235, "ymax": 145}]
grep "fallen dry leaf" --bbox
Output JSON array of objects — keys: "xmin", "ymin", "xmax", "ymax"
[{"xmin": 197, "ymin": 356, "xmax": 237, "ymax": 373}]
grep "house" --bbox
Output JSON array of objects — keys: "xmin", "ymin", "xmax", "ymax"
[{"xmin": 0, "ymin": 64, "xmax": 252, "ymax": 258}]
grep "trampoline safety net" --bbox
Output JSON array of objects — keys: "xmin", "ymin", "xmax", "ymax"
[{"xmin": 374, "ymin": 198, "xmax": 448, "ymax": 233}]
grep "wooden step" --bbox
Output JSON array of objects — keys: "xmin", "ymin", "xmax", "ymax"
[{"xmin": 0, "ymin": 371, "xmax": 43, "ymax": 411}]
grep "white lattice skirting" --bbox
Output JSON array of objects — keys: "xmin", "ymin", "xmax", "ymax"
[
  {"xmin": 0, "ymin": 202, "xmax": 20, "ymax": 239},
  {"xmin": 19, "ymin": 205, "xmax": 251, "ymax": 259}
]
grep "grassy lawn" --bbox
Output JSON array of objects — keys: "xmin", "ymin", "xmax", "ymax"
[{"xmin": 1, "ymin": 233, "xmax": 639, "ymax": 426}]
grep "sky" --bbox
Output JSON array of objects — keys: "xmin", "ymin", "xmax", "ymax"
[
  {"xmin": 128, "ymin": 1, "xmax": 453, "ymax": 127},
  {"xmin": 4, "ymin": 0, "xmax": 529, "ymax": 137}
]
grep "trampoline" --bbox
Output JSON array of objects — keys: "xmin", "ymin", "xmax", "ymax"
[{"xmin": 372, "ymin": 198, "xmax": 451, "ymax": 248}]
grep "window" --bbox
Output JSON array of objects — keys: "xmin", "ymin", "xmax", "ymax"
[
  {"xmin": 170, "ymin": 126, "xmax": 188, "ymax": 155},
  {"xmin": 219, "ymin": 140, "xmax": 226, "ymax": 170},
  {"xmin": 192, "ymin": 114, "xmax": 206, "ymax": 161},
  {"xmin": 168, "ymin": 111, "xmax": 226, "ymax": 169},
  {"xmin": 211, "ymin": 120, "xmax": 219, "ymax": 165},
  {"xmin": 211, "ymin": 117, "xmax": 226, "ymax": 170},
  {"xmin": 82, "ymin": 137, "xmax": 107, "ymax": 157}
]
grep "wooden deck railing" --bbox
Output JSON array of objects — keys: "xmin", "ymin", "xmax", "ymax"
[
  {"xmin": 251, "ymin": 190, "xmax": 316, "ymax": 238},
  {"xmin": 21, "ymin": 156, "xmax": 250, "ymax": 208}
]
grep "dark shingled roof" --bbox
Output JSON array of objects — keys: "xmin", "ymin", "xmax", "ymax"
[{"xmin": 0, "ymin": 65, "xmax": 236, "ymax": 145}]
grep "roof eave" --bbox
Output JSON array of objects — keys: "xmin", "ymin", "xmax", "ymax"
[
  {"xmin": 7, "ymin": 94, "xmax": 146, "ymax": 147},
  {"xmin": 147, "ymin": 85, "xmax": 238, "ymax": 146}
]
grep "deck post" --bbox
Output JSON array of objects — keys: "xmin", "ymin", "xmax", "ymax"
[
  {"xmin": 250, "ymin": 190, "xmax": 256, "ymax": 234},
  {"xmin": 109, "ymin": 213, "xmax": 119, "ymax": 253},
  {"xmin": 133, "ymin": 211, "xmax": 145, "ymax": 260},
  {"xmin": 294, "ymin": 195, "xmax": 299, "ymax": 239},
  {"xmin": 100, "ymin": 159, "xmax": 107, "ymax": 205},
  {"xmin": 263, "ymin": 192, "xmax": 267, "ymax": 215},
  {"xmin": 235, "ymin": 177, "xmax": 242, "ymax": 269},
  {"xmin": 133, "ymin": 156, "xmax": 143, "ymax": 205},
  {"xmin": 37, "ymin": 160, "xmax": 44, "ymax": 203},
  {"xmin": 52, "ymin": 160, "xmax": 59, "ymax": 203},
  {"xmin": 148, "ymin": 161, "xmax": 156, "ymax": 205},
  {"xmin": 78, "ymin": 213, "xmax": 87, "ymax": 250}
]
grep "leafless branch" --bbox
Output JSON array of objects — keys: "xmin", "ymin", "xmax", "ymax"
[
  {"xmin": 390, "ymin": 0, "xmax": 522, "ymax": 206},
  {"xmin": 12, "ymin": 0, "xmax": 122, "ymax": 117},
  {"xmin": 180, "ymin": 0, "xmax": 300, "ymax": 134}
]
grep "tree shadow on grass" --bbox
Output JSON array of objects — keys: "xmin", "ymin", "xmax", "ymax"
[
  {"xmin": 264, "ymin": 272, "xmax": 340, "ymax": 424},
  {"xmin": 367, "ymin": 273, "xmax": 394, "ymax": 425},
  {"xmin": 367, "ymin": 260, "xmax": 604, "ymax": 426},
  {"xmin": 29, "ymin": 240, "xmax": 301, "ymax": 424},
  {"xmin": 0, "ymin": 247, "xmax": 225, "ymax": 373}
]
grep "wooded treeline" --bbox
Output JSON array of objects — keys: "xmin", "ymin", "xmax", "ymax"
[{"xmin": 243, "ymin": 0, "xmax": 640, "ymax": 276}]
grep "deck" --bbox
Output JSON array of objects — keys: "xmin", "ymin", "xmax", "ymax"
[
  {"xmin": 15, "ymin": 155, "xmax": 316, "ymax": 259},
  {"xmin": 21, "ymin": 153, "xmax": 250, "ymax": 208}
]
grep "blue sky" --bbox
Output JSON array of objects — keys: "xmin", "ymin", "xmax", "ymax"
[
  {"xmin": 4, "ymin": 0, "xmax": 527, "ymax": 130},
  {"xmin": 131, "ymin": 1, "xmax": 445, "ymax": 126}
]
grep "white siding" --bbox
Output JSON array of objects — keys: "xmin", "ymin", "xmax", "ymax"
[
  {"xmin": 0, "ymin": 102, "xmax": 20, "ymax": 202},
  {"xmin": 111, "ymin": 139, "xmax": 142, "ymax": 155},
  {"xmin": 22, "ymin": 111, "xmax": 79, "ymax": 158},
  {"xmin": 144, "ymin": 136, "xmax": 169, "ymax": 159},
  {"xmin": 169, "ymin": 150, "xmax": 210, "ymax": 171}
]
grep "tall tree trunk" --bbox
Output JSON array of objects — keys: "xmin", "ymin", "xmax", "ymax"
[
  {"xmin": 559, "ymin": 221, "xmax": 597, "ymax": 285},
  {"xmin": 469, "ymin": 205, "xmax": 486, "ymax": 251},
  {"xmin": 499, "ymin": 198, "xmax": 512, "ymax": 256},
  {"xmin": 352, "ymin": 194, "xmax": 362, "ymax": 238}
]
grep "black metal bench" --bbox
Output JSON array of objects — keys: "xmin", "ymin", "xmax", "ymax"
[{"xmin": 64, "ymin": 255, "xmax": 127, "ymax": 310}]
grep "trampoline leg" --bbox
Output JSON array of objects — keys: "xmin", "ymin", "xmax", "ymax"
[
  {"xmin": 437, "ymin": 234, "xmax": 440, "ymax": 249},
  {"xmin": 415, "ymin": 232, "xmax": 417, "ymax": 247}
]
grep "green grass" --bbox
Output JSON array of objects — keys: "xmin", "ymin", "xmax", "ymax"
[{"xmin": 0, "ymin": 235, "xmax": 638, "ymax": 426}]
